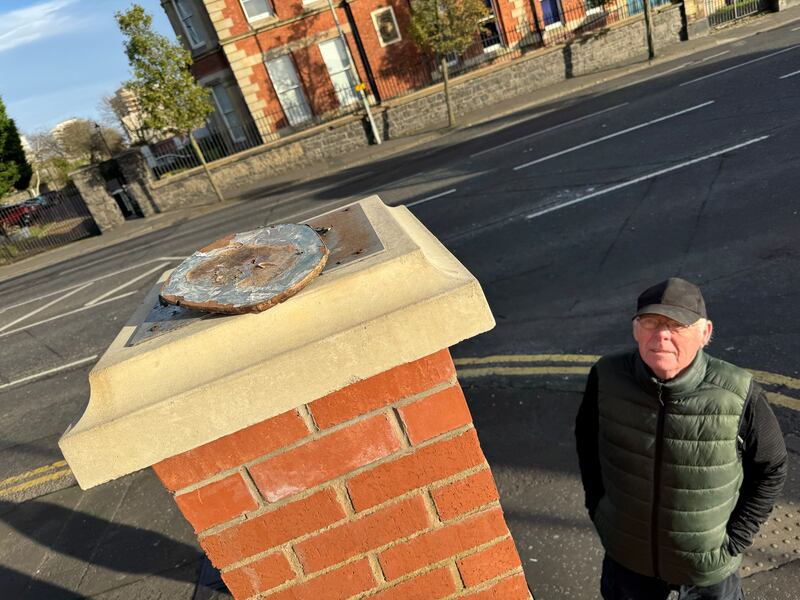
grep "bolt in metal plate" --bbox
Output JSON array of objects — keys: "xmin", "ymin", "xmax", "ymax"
[{"xmin": 159, "ymin": 224, "xmax": 329, "ymax": 314}]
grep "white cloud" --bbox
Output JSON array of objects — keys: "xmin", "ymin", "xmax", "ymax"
[{"xmin": 0, "ymin": 0, "xmax": 83, "ymax": 53}]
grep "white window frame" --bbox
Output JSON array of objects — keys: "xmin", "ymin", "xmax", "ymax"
[
  {"xmin": 479, "ymin": 0, "xmax": 502, "ymax": 53},
  {"xmin": 265, "ymin": 54, "xmax": 313, "ymax": 127},
  {"xmin": 210, "ymin": 84, "xmax": 247, "ymax": 143},
  {"xmin": 318, "ymin": 38, "xmax": 359, "ymax": 107},
  {"xmin": 239, "ymin": 0, "xmax": 274, "ymax": 21},
  {"xmin": 172, "ymin": 0, "xmax": 205, "ymax": 49},
  {"xmin": 370, "ymin": 7, "xmax": 402, "ymax": 47}
]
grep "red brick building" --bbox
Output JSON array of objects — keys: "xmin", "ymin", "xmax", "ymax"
[{"xmin": 161, "ymin": 0, "xmax": 611, "ymax": 138}]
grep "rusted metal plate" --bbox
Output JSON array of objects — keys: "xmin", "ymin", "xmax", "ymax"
[
  {"xmin": 305, "ymin": 203, "xmax": 383, "ymax": 271},
  {"xmin": 126, "ymin": 301, "xmax": 221, "ymax": 347},
  {"xmin": 159, "ymin": 224, "xmax": 328, "ymax": 314},
  {"xmin": 128, "ymin": 203, "xmax": 384, "ymax": 346}
]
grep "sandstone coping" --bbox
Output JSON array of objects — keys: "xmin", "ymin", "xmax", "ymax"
[{"xmin": 59, "ymin": 196, "xmax": 495, "ymax": 489}]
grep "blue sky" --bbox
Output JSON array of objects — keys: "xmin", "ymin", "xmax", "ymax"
[{"xmin": 0, "ymin": 0, "xmax": 178, "ymax": 134}]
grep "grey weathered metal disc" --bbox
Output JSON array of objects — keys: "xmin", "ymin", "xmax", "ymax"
[{"xmin": 160, "ymin": 224, "xmax": 328, "ymax": 314}]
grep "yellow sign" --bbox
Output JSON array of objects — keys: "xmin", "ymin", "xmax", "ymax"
[{"xmin": 355, "ymin": 82, "xmax": 366, "ymax": 91}]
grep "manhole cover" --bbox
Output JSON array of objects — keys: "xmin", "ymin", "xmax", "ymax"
[{"xmin": 160, "ymin": 224, "xmax": 328, "ymax": 314}]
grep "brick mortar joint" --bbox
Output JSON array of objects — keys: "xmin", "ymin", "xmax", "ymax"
[
  {"xmin": 308, "ymin": 505, "xmax": 509, "ymax": 580},
  {"xmin": 376, "ymin": 532, "xmax": 515, "ymax": 590},
  {"xmin": 197, "ymin": 421, "xmax": 479, "ymax": 539},
  {"xmin": 170, "ymin": 376, "xmax": 460, "ymax": 496},
  {"xmin": 447, "ymin": 566, "xmax": 529, "ymax": 599}
]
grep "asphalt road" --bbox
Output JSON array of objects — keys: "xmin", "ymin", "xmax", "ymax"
[{"xmin": 1, "ymin": 17, "xmax": 800, "ymax": 599}]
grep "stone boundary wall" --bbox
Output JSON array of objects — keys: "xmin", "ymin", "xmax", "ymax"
[
  {"xmin": 153, "ymin": 350, "xmax": 530, "ymax": 599},
  {"xmin": 131, "ymin": 118, "xmax": 370, "ymax": 213},
  {"xmin": 116, "ymin": 5, "xmax": 684, "ymax": 215},
  {"xmin": 383, "ymin": 4, "xmax": 684, "ymax": 137}
]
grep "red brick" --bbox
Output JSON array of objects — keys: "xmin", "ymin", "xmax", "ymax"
[
  {"xmin": 431, "ymin": 469, "xmax": 499, "ymax": 521},
  {"xmin": 200, "ymin": 488, "xmax": 345, "ymax": 568},
  {"xmin": 347, "ymin": 429, "xmax": 485, "ymax": 511},
  {"xmin": 249, "ymin": 414, "xmax": 401, "ymax": 502},
  {"xmin": 222, "ymin": 552, "xmax": 295, "ymax": 598},
  {"xmin": 295, "ymin": 494, "xmax": 431, "ymax": 573},
  {"xmin": 378, "ymin": 508, "xmax": 509, "ymax": 580},
  {"xmin": 366, "ymin": 567, "xmax": 457, "ymax": 599},
  {"xmin": 461, "ymin": 573, "xmax": 530, "ymax": 599},
  {"xmin": 398, "ymin": 385, "xmax": 472, "ymax": 444},
  {"xmin": 457, "ymin": 538, "xmax": 523, "ymax": 587},
  {"xmin": 263, "ymin": 557, "xmax": 376, "ymax": 600},
  {"xmin": 309, "ymin": 350, "xmax": 455, "ymax": 429},
  {"xmin": 174, "ymin": 473, "xmax": 258, "ymax": 533},
  {"xmin": 153, "ymin": 410, "xmax": 310, "ymax": 491}
]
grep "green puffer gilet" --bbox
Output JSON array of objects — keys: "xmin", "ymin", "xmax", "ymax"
[{"xmin": 593, "ymin": 350, "xmax": 750, "ymax": 586}]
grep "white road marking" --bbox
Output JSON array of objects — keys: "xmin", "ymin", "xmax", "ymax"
[
  {"xmin": 0, "ymin": 292, "xmax": 139, "ymax": 339},
  {"xmin": 0, "ymin": 283, "xmax": 89, "ymax": 315},
  {"xmin": 680, "ymin": 45, "xmax": 800, "ymax": 86},
  {"xmin": 407, "ymin": 188, "xmax": 458, "ymax": 207},
  {"xmin": 0, "ymin": 282, "xmax": 93, "ymax": 334},
  {"xmin": 84, "ymin": 263, "xmax": 169, "ymax": 307},
  {"xmin": 470, "ymin": 103, "xmax": 630, "ymax": 158},
  {"xmin": 524, "ymin": 136, "xmax": 769, "ymax": 220},
  {"xmin": 699, "ymin": 50, "xmax": 730, "ymax": 62},
  {"xmin": 779, "ymin": 69, "xmax": 800, "ymax": 79},
  {"xmin": 792, "ymin": 25, "xmax": 800, "ymax": 31},
  {"xmin": 513, "ymin": 101, "xmax": 715, "ymax": 170},
  {"xmin": 0, "ymin": 355, "xmax": 99, "ymax": 391},
  {"xmin": 633, "ymin": 63, "xmax": 689, "ymax": 84},
  {"xmin": 3, "ymin": 259, "xmax": 177, "ymax": 313}
]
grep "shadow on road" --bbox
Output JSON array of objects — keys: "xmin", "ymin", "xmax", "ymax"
[{"xmin": 0, "ymin": 496, "xmax": 204, "ymax": 598}]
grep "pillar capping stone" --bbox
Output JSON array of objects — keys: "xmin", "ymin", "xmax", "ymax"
[{"xmin": 59, "ymin": 196, "xmax": 495, "ymax": 489}]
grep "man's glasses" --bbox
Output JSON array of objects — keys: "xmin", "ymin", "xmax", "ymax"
[{"xmin": 635, "ymin": 316, "xmax": 691, "ymax": 334}]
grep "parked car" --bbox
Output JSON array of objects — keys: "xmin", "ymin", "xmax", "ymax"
[
  {"xmin": 23, "ymin": 195, "xmax": 49, "ymax": 207},
  {"xmin": 0, "ymin": 202, "xmax": 38, "ymax": 229}
]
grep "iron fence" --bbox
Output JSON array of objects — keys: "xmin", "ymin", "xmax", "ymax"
[
  {"xmin": 0, "ymin": 185, "xmax": 99, "ymax": 265},
  {"xmin": 705, "ymin": 0, "xmax": 768, "ymax": 26},
  {"xmin": 372, "ymin": 0, "xmax": 673, "ymax": 102},
  {"xmin": 146, "ymin": 0, "xmax": 676, "ymax": 180},
  {"xmin": 145, "ymin": 81, "xmax": 362, "ymax": 181}
]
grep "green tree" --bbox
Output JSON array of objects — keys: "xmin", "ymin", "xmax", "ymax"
[
  {"xmin": 115, "ymin": 4, "xmax": 223, "ymax": 201},
  {"xmin": 409, "ymin": 0, "xmax": 489, "ymax": 127},
  {"xmin": 0, "ymin": 96, "xmax": 33, "ymax": 197}
]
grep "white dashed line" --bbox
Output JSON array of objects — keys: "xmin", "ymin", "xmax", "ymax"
[
  {"xmin": 680, "ymin": 45, "xmax": 800, "ymax": 86},
  {"xmin": 513, "ymin": 101, "xmax": 715, "ymax": 171},
  {"xmin": 407, "ymin": 188, "xmax": 458, "ymax": 207},
  {"xmin": 524, "ymin": 136, "xmax": 770, "ymax": 220},
  {"xmin": 470, "ymin": 103, "xmax": 629, "ymax": 158},
  {"xmin": 0, "ymin": 355, "xmax": 99, "ymax": 391}
]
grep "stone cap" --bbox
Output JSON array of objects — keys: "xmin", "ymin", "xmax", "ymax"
[{"xmin": 59, "ymin": 196, "xmax": 495, "ymax": 489}]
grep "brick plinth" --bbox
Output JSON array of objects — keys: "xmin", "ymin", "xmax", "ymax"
[{"xmin": 153, "ymin": 349, "xmax": 530, "ymax": 599}]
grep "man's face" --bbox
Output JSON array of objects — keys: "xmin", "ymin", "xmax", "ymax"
[{"xmin": 632, "ymin": 314, "xmax": 713, "ymax": 380}]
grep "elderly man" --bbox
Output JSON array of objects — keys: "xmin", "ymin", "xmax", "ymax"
[{"xmin": 575, "ymin": 278, "xmax": 787, "ymax": 600}]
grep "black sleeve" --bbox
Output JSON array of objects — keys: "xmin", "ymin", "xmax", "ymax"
[
  {"xmin": 575, "ymin": 366, "xmax": 604, "ymax": 520},
  {"xmin": 726, "ymin": 381, "xmax": 788, "ymax": 555}
]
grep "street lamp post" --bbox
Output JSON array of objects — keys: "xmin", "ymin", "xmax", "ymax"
[{"xmin": 325, "ymin": 0, "xmax": 382, "ymax": 144}]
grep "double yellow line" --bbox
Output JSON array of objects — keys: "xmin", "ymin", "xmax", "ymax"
[
  {"xmin": 1, "ymin": 354, "xmax": 796, "ymax": 499},
  {"xmin": 0, "ymin": 460, "xmax": 73, "ymax": 498},
  {"xmin": 454, "ymin": 353, "xmax": 800, "ymax": 412}
]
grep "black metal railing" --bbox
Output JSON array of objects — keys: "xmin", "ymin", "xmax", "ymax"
[
  {"xmin": 145, "ymin": 0, "xmax": 677, "ymax": 180},
  {"xmin": 706, "ymin": 0, "xmax": 768, "ymax": 26},
  {"xmin": 0, "ymin": 185, "xmax": 99, "ymax": 265}
]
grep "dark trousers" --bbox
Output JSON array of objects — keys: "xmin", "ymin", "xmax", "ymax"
[{"xmin": 601, "ymin": 555, "xmax": 744, "ymax": 600}]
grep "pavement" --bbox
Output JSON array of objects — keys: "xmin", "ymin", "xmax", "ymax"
[{"xmin": 2, "ymin": 6, "xmax": 800, "ymax": 599}]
